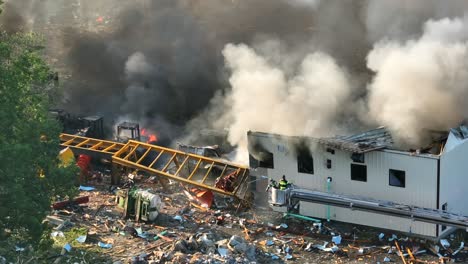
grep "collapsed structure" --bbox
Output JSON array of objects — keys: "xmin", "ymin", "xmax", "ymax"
[
  {"xmin": 59, "ymin": 133, "xmax": 250, "ymax": 201},
  {"xmin": 248, "ymin": 126, "xmax": 468, "ymax": 238},
  {"xmin": 57, "ymin": 110, "xmax": 468, "ymax": 239}
]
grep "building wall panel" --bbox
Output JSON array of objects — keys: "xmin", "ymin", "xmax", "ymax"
[
  {"xmin": 300, "ymin": 202, "xmax": 436, "ymax": 237},
  {"xmin": 248, "ymin": 132, "xmax": 439, "ymax": 236},
  {"xmin": 440, "ymin": 140, "xmax": 468, "ymax": 236}
]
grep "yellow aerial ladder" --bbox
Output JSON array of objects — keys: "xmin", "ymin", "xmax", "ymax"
[{"xmin": 59, "ymin": 133, "xmax": 250, "ymax": 200}]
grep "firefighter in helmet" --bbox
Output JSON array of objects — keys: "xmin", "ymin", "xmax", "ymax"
[
  {"xmin": 266, "ymin": 179, "xmax": 278, "ymax": 192},
  {"xmin": 279, "ymin": 175, "xmax": 289, "ymax": 190}
]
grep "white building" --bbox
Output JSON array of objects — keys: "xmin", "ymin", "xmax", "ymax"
[{"xmin": 248, "ymin": 126, "xmax": 468, "ymax": 238}]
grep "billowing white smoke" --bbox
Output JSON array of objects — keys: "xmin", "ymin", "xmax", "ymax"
[
  {"xmin": 220, "ymin": 15, "xmax": 468, "ymax": 162},
  {"xmin": 286, "ymin": 0, "xmax": 321, "ymax": 9},
  {"xmin": 220, "ymin": 43, "xmax": 352, "ymax": 162},
  {"xmin": 367, "ymin": 16, "xmax": 468, "ymax": 146}
]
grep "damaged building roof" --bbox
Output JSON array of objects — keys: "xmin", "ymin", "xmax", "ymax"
[
  {"xmin": 443, "ymin": 125, "xmax": 468, "ymax": 153},
  {"xmin": 249, "ymin": 124, "xmax": 464, "ymax": 155},
  {"xmin": 450, "ymin": 125, "xmax": 468, "ymax": 140},
  {"xmin": 319, "ymin": 125, "xmax": 468, "ymax": 154},
  {"xmin": 248, "ymin": 128, "xmax": 395, "ymax": 154},
  {"xmin": 317, "ymin": 127, "xmax": 394, "ymax": 154}
]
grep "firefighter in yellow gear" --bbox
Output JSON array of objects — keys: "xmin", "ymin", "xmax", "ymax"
[
  {"xmin": 279, "ymin": 175, "xmax": 289, "ymax": 190},
  {"xmin": 266, "ymin": 179, "xmax": 278, "ymax": 192}
]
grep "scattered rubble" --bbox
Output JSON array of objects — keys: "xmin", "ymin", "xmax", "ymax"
[{"xmin": 38, "ymin": 169, "xmax": 468, "ymax": 263}]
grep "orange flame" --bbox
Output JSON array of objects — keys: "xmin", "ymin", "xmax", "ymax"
[
  {"xmin": 141, "ymin": 128, "xmax": 158, "ymax": 143},
  {"xmin": 148, "ymin": 134, "xmax": 157, "ymax": 143}
]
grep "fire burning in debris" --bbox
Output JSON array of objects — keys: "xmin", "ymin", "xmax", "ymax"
[{"xmin": 141, "ymin": 128, "xmax": 158, "ymax": 144}]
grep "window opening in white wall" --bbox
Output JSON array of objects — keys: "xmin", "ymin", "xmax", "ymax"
[
  {"xmin": 351, "ymin": 153, "xmax": 365, "ymax": 163},
  {"xmin": 389, "ymin": 169, "xmax": 405, "ymax": 188},
  {"xmin": 351, "ymin": 163, "xmax": 367, "ymax": 182},
  {"xmin": 297, "ymin": 146, "xmax": 314, "ymax": 174}
]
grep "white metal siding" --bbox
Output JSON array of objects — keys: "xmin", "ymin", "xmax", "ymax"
[
  {"xmin": 300, "ymin": 203, "xmax": 436, "ymax": 236},
  {"xmin": 440, "ymin": 140, "xmax": 468, "ymax": 235},
  {"xmin": 249, "ymin": 132, "xmax": 439, "ymax": 237}
]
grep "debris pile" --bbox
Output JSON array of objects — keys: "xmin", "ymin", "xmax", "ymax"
[{"xmin": 32, "ymin": 169, "xmax": 468, "ymax": 263}]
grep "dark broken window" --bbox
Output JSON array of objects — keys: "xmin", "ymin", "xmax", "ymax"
[
  {"xmin": 297, "ymin": 146, "xmax": 314, "ymax": 174},
  {"xmin": 326, "ymin": 159, "xmax": 332, "ymax": 169},
  {"xmin": 248, "ymin": 141, "xmax": 274, "ymax": 169},
  {"xmin": 442, "ymin": 203, "xmax": 448, "ymax": 211},
  {"xmin": 351, "ymin": 163, "xmax": 367, "ymax": 182},
  {"xmin": 389, "ymin": 169, "xmax": 405, "ymax": 188},
  {"xmin": 249, "ymin": 155, "xmax": 259, "ymax": 168},
  {"xmin": 351, "ymin": 153, "xmax": 365, "ymax": 163},
  {"xmin": 258, "ymin": 151, "xmax": 274, "ymax": 168},
  {"xmin": 326, "ymin": 148, "xmax": 335, "ymax": 154},
  {"xmin": 249, "ymin": 153, "xmax": 274, "ymax": 169}
]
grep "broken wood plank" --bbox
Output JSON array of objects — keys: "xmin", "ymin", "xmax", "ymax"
[
  {"xmin": 395, "ymin": 241, "xmax": 407, "ymax": 264},
  {"xmin": 190, "ymin": 202, "xmax": 208, "ymax": 211},
  {"xmin": 113, "ymin": 249, "xmax": 125, "ymax": 254},
  {"xmin": 52, "ymin": 196, "xmax": 89, "ymax": 210},
  {"xmin": 45, "ymin": 215, "xmax": 66, "ymax": 226},
  {"xmin": 156, "ymin": 234, "xmax": 172, "ymax": 242},
  {"xmin": 242, "ymin": 227, "xmax": 251, "ymax": 241},
  {"xmin": 117, "ymin": 220, "xmax": 126, "ymax": 227},
  {"xmin": 407, "ymin": 247, "xmax": 416, "ymax": 261}
]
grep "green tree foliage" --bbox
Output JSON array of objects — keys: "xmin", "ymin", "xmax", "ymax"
[{"xmin": 0, "ymin": 32, "xmax": 78, "ymax": 255}]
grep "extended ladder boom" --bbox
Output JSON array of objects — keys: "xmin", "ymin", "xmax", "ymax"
[
  {"xmin": 60, "ymin": 133, "xmax": 250, "ymax": 200},
  {"xmin": 288, "ymin": 189, "xmax": 468, "ymax": 230}
]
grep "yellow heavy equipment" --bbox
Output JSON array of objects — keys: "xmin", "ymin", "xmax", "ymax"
[{"xmin": 59, "ymin": 133, "xmax": 250, "ymax": 201}]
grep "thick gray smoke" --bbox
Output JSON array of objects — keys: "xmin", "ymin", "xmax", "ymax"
[
  {"xmin": 367, "ymin": 16, "xmax": 468, "ymax": 146},
  {"xmin": 366, "ymin": 0, "xmax": 468, "ymax": 43},
  {"xmin": 3, "ymin": 0, "xmax": 468, "ymax": 161},
  {"xmin": 209, "ymin": 1, "xmax": 468, "ymax": 161},
  {"xmin": 1, "ymin": 0, "xmax": 317, "ymax": 144}
]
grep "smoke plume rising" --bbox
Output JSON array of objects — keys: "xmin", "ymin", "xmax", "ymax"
[
  {"xmin": 367, "ymin": 16, "xmax": 468, "ymax": 146},
  {"xmin": 3, "ymin": 0, "xmax": 468, "ymax": 161},
  {"xmin": 2, "ymin": 0, "xmax": 318, "ymax": 144},
  {"xmin": 218, "ymin": 43, "xmax": 356, "ymax": 158},
  {"xmin": 210, "ymin": 2, "xmax": 468, "ymax": 159}
]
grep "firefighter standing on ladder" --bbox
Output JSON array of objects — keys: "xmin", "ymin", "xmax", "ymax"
[{"xmin": 279, "ymin": 175, "xmax": 289, "ymax": 190}]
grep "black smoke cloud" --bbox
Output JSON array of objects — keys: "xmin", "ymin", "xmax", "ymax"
[
  {"xmin": 4, "ymin": 0, "xmax": 468, "ymax": 149},
  {"xmin": 1, "ymin": 0, "xmax": 318, "ymax": 143},
  {"xmin": 61, "ymin": 2, "xmax": 222, "ymax": 143}
]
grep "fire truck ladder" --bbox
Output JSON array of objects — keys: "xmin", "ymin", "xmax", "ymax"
[
  {"xmin": 288, "ymin": 189, "xmax": 468, "ymax": 230},
  {"xmin": 60, "ymin": 133, "xmax": 250, "ymax": 200},
  {"xmin": 60, "ymin": 133, "xmax": 126, "ymax": 155}
]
